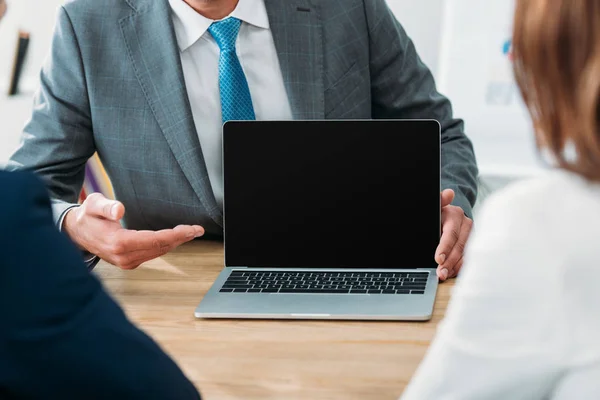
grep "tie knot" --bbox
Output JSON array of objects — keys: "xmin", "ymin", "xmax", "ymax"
[{"xmin": 208, "ymin": 17, "xmax": 242, "ymax": 52}]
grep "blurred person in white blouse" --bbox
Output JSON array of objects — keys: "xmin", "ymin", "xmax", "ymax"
[{"xmin": 401, "ymin": 0, "xmax": 600, "ymax": 398}]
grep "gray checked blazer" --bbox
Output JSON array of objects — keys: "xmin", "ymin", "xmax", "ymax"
[{"xmin": 7, "ymin": 0, "xmax": 478, "ymax": 237}]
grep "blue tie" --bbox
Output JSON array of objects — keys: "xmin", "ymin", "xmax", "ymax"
[{"xmin": 208, "ymin": 18, "xmax": 256, "ymax": 123}]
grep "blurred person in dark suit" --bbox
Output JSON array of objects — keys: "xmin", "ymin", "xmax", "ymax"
[{"xmin": 0, "ymin": 170, "xmax": 201, "ymax": 399}]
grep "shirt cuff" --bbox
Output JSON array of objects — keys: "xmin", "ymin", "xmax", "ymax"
[
  {"xmin": 86, "ymin": 255, "xmax": 101, "ymax": 271},
  {"xmin": 57, "ymin": 205, "xmax": 79, "ymax": 232}
]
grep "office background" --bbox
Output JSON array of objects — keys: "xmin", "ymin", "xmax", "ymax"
[{"xmin": 0, "ymin": 0, "xmax": 539, "ymax": 205}]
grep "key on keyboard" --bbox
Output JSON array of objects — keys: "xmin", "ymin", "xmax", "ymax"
[{"xmin": 219, "ymin": 271, "xmax": 428, "ymax": 294}]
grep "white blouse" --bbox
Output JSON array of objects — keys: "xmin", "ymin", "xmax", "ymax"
[{"xmin": 401, "ymin": 170, "xmax": 600, "ymax": 400}]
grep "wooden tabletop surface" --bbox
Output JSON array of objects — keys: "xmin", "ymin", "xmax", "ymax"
[{"xmin": 95, "ymin": 240, "xmax": 455, "ymax": 400}]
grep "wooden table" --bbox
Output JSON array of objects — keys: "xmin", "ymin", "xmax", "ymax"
[{"xmin": 95, "ymin": 240, "xmax": 455, "ymax": 400}]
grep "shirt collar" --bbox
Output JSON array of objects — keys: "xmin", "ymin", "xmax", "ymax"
[{"xmin": 169, "ymin": 0, "xmax": 270, "ymax": 52}]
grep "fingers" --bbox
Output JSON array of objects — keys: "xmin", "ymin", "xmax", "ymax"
[
  {"xmin": 65, "ymin": 193, "xmax": 205, "ymax": 269},
  {"xmin": 440, "ymin": 189, "xmax": 455, "ymax": 208},
  {"xmin": 171, "ymin": 224, "xmax": 206, "ymax": 241},
  {"xmin": 105, "ymin": 225, "xmax": 205, "ymax": 269},
  {"xmin": 437, "ymin": 256, "xmax": 464, "ymax": 281},
  {"xmin": 111, "ymin": 245, "xmax": 171, "ymax": 270},
  {"xmin": 112, "ymin": 226, "xmax": 198, "ymax": 251},
  {"xmin": 441, "ymin": 217, "xmax": 472, "ymax": 278},
  {"xmin": 435, "ymin": 206, "xmax": 462, "ymax": 266},
  {"xmin": 83, "ymin": 193, "xmax": 125, "ymax": 221},
  {"xmin": 436, "ymin": 264, "xmax": 450, "ymax": 281}
]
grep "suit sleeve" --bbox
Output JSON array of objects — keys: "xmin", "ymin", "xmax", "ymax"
[
  {"xmin": 6, "ymin": 6, "xmax": 94, "ymax": 226},
  {"xmin": 363, "ymin": 0, "xmax": 478, "ymax": 218},
  {"xmin": 0, "ymin": 171, "xmax": 201, "ymax": 399}
]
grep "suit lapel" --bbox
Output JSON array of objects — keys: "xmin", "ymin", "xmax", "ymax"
[
  {"xmin": 264, "ymin": 0, "xmax": 325, "ymax": 119},
  {"xmin": 120, "ymin": 0, "xmax": 222, "ymax": 226}
]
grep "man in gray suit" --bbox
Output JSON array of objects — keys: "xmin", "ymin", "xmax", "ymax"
[{"xmin": 8, "ymin": 0, "xmax": 478, "ymax": 281}]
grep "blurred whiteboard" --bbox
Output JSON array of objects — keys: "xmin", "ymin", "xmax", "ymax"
[{"xmin": 437, "ymin": 0, "xmax": 545, "ymax": 177}]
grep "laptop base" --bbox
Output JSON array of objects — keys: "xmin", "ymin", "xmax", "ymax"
[{"xmin": 195, "ymin": 267, "xmax": 439, "ymax": 321}]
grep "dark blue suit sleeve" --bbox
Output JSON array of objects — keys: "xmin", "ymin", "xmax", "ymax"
[{"xmin": 0, "ymin": 171, "xmax": 201, "ymax": 399}]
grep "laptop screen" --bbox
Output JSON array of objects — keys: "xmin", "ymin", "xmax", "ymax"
[{"xmin": 223, "ymin": 120, "xmax": 440, "ymax": 269}]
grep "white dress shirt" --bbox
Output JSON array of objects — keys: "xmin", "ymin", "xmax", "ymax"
[
  {"xmin": 169, "ymin": 0, "xmax": 293, "ymax": 209},
  {"xmin": 402, "ymin": 170, "xmax": 600, "ymax": 400}
]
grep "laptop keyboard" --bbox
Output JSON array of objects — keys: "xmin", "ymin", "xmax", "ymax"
[{"xmin": 219, "ymin": 271, "xmax": 429, "ymax": 294}]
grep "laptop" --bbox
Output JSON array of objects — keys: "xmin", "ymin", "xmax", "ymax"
[{"xmin": 195, "ymin": 119, "xmax": 441, "ymax": 321}]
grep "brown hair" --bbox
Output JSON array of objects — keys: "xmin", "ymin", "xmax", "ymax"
[{"xmin": 512, "ymin": 0, "xmax": 600, "ymax": 182}]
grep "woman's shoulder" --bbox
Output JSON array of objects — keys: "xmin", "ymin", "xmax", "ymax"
[
  {"xmin": 475, "ymin": 169, "xmax": 600, "ymax": 242},
  {"xmin": 468, "ymin": 167, "xmax": 600, "ymax": 255}
]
